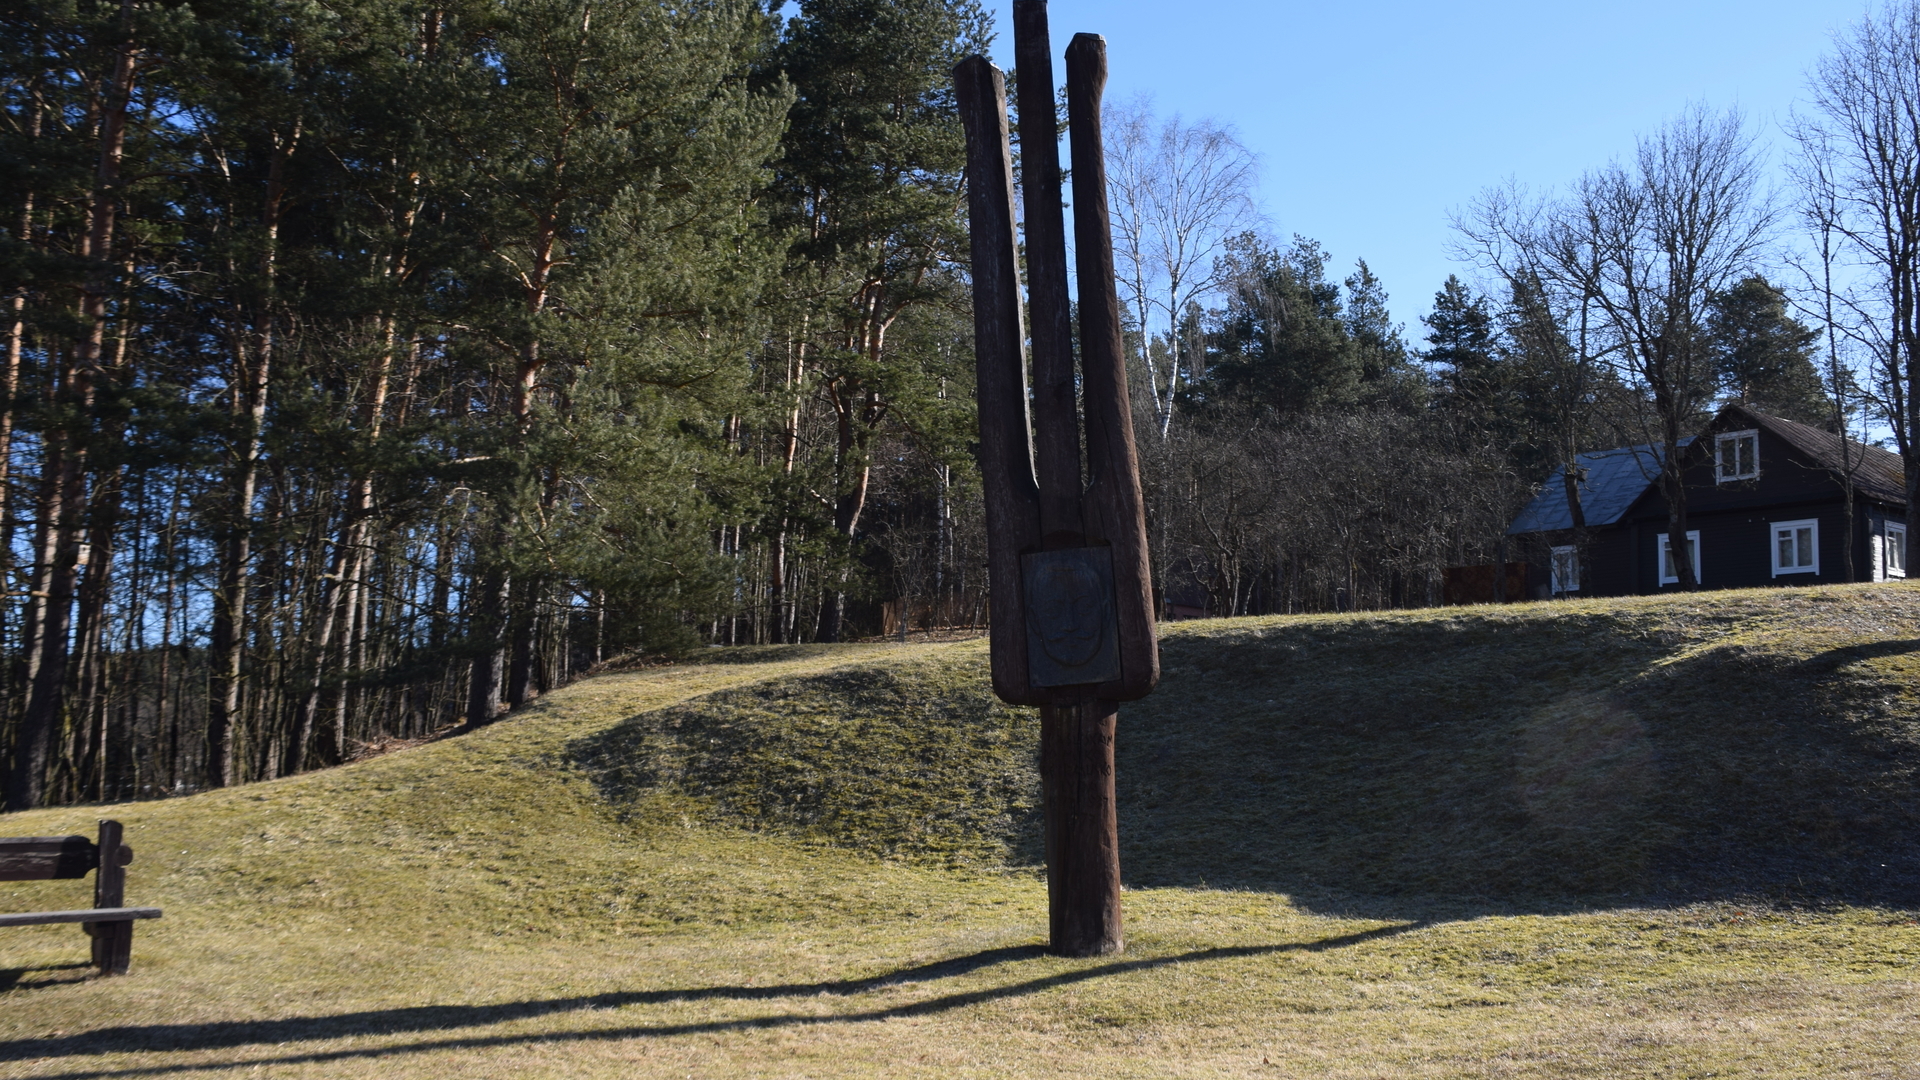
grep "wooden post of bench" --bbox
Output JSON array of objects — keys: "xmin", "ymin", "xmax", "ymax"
[{"xmin": 89, "ymin": 819, "xmax": 132, "ymax": 975}]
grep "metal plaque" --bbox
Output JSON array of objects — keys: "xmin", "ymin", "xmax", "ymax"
[{"xmin": 1021, "ymin": 546, "xmax": 1122, "ymax": 688}]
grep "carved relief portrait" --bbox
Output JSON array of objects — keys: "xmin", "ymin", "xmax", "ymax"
[{"xmin": 1022, "ymin": 547, "xmax": 1121, "ymax": 687}]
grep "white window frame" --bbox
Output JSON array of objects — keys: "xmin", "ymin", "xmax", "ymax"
[
  {"xmin": 1550, "ymin": 545, "xmax": 1580, "ymax": 594},
  {"xmin": 1715, "ymin": 429, "xmax": 1759, "ymax": 483},
  {"xmin": 1770, "ymin": 518, "xmax": 1819, "ymax": 577},
  {"xmin": 1887, "ymin": 522, "xmax": 1907, "ymax": 579},
  {"xmin": 1659, "ymin": 530, "xmax": 1701, "ymax": 586}
]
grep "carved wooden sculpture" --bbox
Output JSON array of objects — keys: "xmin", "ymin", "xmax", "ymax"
[{"xmin": 955, "ymin": 1, "xmax": 1158, "ymax": 958}]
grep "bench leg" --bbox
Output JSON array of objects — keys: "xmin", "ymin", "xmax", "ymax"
[{"xmin": 86, "ymin": 921, "xmax": 132, "ymax": 976}]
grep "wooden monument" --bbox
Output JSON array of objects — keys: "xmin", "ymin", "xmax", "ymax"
[{"xmin": 954, "ymin": 0, "xmax": 1158, "ymax": 958}]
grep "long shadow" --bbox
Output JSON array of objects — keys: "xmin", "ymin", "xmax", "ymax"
[
  {"xmin": 1114, "ymin": 622, "xmax": 1920, "ymax": 912},
  {"xmin": 1798, "ymin": 637, "xmax": 1920, "ymax": 669},
  {"xmin": 0, "ymin": 924, "xmax": 1419, "ymax": 1077}
]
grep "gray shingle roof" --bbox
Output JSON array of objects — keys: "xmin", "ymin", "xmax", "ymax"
[{"xmin": 1507, "ymin": 442, "xmax": 1681, "ymax": 535}]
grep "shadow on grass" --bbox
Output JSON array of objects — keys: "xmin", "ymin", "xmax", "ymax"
[
  {"xmin": 1109, "ymin": 618, "xmax": 1920, "ymax": 913},
  {"xmin": 1, "ymin": 924, "xmax": 1419, "ymax": 1076},
  {"xmin": 0, "ymin": 962, "xmax": 93, "ymax": 992}
]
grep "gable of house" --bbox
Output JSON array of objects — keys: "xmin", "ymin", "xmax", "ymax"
[{"xmin": 1616, "ymin": 405, "xmax": 1906, "ymax": 591}]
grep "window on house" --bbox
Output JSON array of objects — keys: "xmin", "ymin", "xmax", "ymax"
[
  {"xmin": 1888, "ymin": 523, "xmax": 1907, "ymax": 579},
  {"xmin": 1659, "ymin": 530, "xmax": 1700, "ymax": 585},
  {"xmin": 1771, "ymin": 518, "xmax": 1818, "ymax": 576},
  {"xmin": 1716, "ymin": 430, "xmax": 1759, "ymax": 482},
  {"xmin": 1550, "ymin": 545, "xmax": 1579, "ymax": 594}
]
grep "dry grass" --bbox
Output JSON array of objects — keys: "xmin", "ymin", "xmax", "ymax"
[{"xmin": 2, "ymin": 587, "xmax": 1919, "ymax": 1078}]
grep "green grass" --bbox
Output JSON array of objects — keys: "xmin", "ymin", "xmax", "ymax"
[{"xmin": 2, "ymin": 586, "xmax": 1919, "ymax": 1077}]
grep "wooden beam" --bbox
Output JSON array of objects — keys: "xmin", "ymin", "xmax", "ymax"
[
  {"xmin": 1040, "ymin": 699, "xmax": 1123, "ymax": 956},
  {"xmin": 1013, "ymin": 0, "xmax": 1082, "ymax": 544},
  {"xmin": 93, "ymin": 819, "xmax": 134, "ymax": 974},
  {"xmin": 0, "ymin": 907, "xmax": 160, "ymax": 928},
  {"xmin": 955, "ymin": 55, "xmax": 1044, "ymax": 706},
  {"xmin": 1066, "ymin": 32, "xmax": 1159, "ymax": 703}
]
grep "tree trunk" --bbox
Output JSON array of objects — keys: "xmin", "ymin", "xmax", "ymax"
[
  {"xmin": 1662, "ymin": 440, "xmax": 1698, "ymax": 590},
  {"xmin": 7, "ymin": 2, "xmax": 138, "ymax": 811},
  {"xmin": 507, "ymin": 575, "xmax": 537, "ymax": 708},
  {"xmin": 464, "ymin": 520, "xmax": 510, "ymax": 728},
  {"xmin": 207, "ymin": 116, "xmax": 299, "ymax": 787}
]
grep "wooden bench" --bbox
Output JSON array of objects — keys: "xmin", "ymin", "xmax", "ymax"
[{"xmin": 0, "ymin": 819, "xmax": 161, "ymax": 975}]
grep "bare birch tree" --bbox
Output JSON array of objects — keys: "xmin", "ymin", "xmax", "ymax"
[
  {"xmin": 1459, "ymin": 108, "xmax": 1771, "ymax": 590},
  {"xmin": 1787, "ymin": 133, "xmax": 1871, "ymax": 579},
  {"xmin": 1796, "ymin": 3, "xmax": 1920, "ymax": 543},
  {"xmin": 1104, "ymin": 98, "xmax": 1258, "ymax": 438}
]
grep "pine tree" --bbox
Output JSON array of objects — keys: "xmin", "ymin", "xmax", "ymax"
[
  {"xmin": 436, "ymin": 0, "xmax": 789, "ymax": 715},
  {"xmin": 764, "ymin": 0, "xmax": 987, "ymax": 641},
  {"xmin": 1345, "ymin": 260, "xmax": 1422, "ymax": 410},
  {"xmin": 1424, "ymin": 275, "xmax": 1501, "ymax": 430},
  {"xmin": 1706, "ymin": 275, "xmax": 1832, "ymax": 427}
]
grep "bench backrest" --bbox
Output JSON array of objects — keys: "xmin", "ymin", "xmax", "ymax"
[
  {"xmin": 0, "ymin": 835, "xmax": 123, "ymax": 881},
  {"xmin": 0, "ymin": 820, "xmax": 131, "ymax": 912}
]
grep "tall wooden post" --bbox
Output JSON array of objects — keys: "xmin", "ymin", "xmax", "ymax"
[{"xmin": 956, "ymin": 2, "xmax": 1157, "ymax": 959}]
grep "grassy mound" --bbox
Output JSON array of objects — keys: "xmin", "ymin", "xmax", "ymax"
[
  {"xmin": 578, "ymin": 584, "xmax": 1920, "ymax": 906},
  {"xmin": 575, "ymin": 645, "xmax": 1042, "ymax": 867}
]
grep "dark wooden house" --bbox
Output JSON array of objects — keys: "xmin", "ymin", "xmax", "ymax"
[{"xmin": 1507, "ymin": 404, "xmax": 1909, "ymax": 596}]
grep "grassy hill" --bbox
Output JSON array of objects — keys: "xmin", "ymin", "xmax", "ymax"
[
  {"xmin": 580, "ymin": 585, "xmax": 1920, "ymax": 906},
  {"xmin": 2, "ymin": 585, "xmax": 1918, "ymax": 1078}
]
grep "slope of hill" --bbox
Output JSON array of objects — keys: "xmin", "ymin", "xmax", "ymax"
[
  {"xmin": 1, "ymin": 585, "xmax": 1917, "ymax": 1079},
  {"xmin": 579, "ymin": 584, "xmax": 1920, "ymax": 907}
]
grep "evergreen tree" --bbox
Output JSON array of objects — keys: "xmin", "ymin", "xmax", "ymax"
[
  {"xmin": 1197, "ymin": 234, "xmax": 1360, "ymax": 415},
  {"xmin": 1706, "ymin": 275, "xmax": 1832, "ymax": 426},
  {"xmin": 764, "ymin": 0, "xmax": 987, "ymax": 641},
  {"xmin": 1344, "ymin": 260, "xmax": 1423, "ymax": 410},
  {"xmin": 1424, "ymin": 275, "xmax": 1501, "ymax": 429},
  {"xmin": 436, "ymin": 0, "xmax": 789, "ymax": 717}
]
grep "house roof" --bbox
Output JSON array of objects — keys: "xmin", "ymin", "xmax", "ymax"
[
  {"xmin": 1721, "ymin": 404, "xmax": 1907, "ymax": 505},
  {"xmin": 1507, "ymin": 405, "xmax": 1908, "ymax": 537},
  {"xmin": 1507, "ymin": 442, "xmax": 1679, "ymax": 535}
]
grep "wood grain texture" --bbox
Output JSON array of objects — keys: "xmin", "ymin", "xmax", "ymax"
[
  {"xmin": 92, "ymin": 818, "xmax": 133, "ymax": 974},
  {"xmin": 955, "ymin": 56, "xmax": 1043, "ymax": 706},
  {"xmin": 1040, "ymin": 700, "xmax": 1122, "ymax": 956},
  {"xmin": 1013, "ymin": 0, "xmax": 1083, "ymax": 543},
  {"xmin": 0, "ymin": 835, "xmax": 96, "ymax": 881},
  {"xmin": 1066, "ymin": 33, "xmax": 1159, "ymax": 703}
]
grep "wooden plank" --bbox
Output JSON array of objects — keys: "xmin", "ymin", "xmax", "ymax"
[
  {"xmin": 1040, "ymin": 700, "xmax": 1122, "ymax": 956},
  {"xmin": 0, "ymin": 836, "xmax": 97, "ymax": 881},
  {"xmin": 1013, "ymin": 0, "xmax": 1083, "ymax": 543},
  {"xmin": 0, "ymin": 907, "xmax": 161, "ymax": 928},
  {"xmin": 955, "ymin": 55, "xmax": 1044, "ymax": 707},
  {"xmin": 1065, "ymin": 33, "xmax": 1159, "ymax": 704}
]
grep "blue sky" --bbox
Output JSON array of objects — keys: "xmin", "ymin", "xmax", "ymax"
[{"xmin": 984, "ymin": 0, "xmax": 1872, "ymax": 346}]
